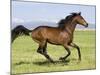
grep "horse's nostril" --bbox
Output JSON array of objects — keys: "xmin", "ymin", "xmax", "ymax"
[
  {"xmin": 87, "ymin": 23, "xmax": 88, "ymax": 26},
  {"xmin": 85, "ymin": 24, "xmax": 88, "ymax": 27}
]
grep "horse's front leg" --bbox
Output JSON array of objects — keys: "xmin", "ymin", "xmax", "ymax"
[
  {"xmin": 59, "ymin": 45, "xmax": 71, "ymax": 61},
  {"xmin": 69, "ymin": 43, "xmax": 81, "ymax": 61}
]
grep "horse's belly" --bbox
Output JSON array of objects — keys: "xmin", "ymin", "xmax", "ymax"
[
  {"xmin": 47, "ymin": 35, "xmax": 66, "ymax": 45},
  {"xmin": 47, "ymin": 39, "xmax": 61, "ymax": 45}
]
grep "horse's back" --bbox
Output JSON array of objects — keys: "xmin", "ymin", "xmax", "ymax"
[
  {"xmin": 31, "ymin": 26, "xmax": 68, "ymax": 44},
  {"xmin": 31, "ymin": 26, "xmax": 58, "ymax": 41},
  {"xmin": 31, "ymin": 26, "xmax": 60, "ymax": 37}
]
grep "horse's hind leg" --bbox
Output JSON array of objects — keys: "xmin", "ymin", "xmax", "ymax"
[
  {"xmin": 43, "ymin": 53, "xmax": 54, "ymax": 63},
  {"xmin": 59, "ymin": 45, "xmax": 71, "ymax": 61},
  {"xmin": 37, "ymin": 46, "xmax": 43, "ymax": 54},
  {"xmin": 43, "ymin": 43, "xmax": 54, "ymax": 63},
  {"xmin": 37, "ymin": 41, "xmax": 54, "ymax": 63},
  {"xmin": 37, "ymin": 40, "xmax": 48, "ymax": 54}
]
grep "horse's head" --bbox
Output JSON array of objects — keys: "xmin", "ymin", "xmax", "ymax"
[{"xmin": 73, "ymin": 12, "xmax": 88, "ymax": 27}]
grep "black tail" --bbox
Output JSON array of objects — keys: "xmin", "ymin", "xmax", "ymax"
[{"xmin": 11, "ymin": 25, "xmax": 32, "ymax": 43}]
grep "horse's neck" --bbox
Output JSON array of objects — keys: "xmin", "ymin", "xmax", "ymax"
[{"xmin": 64, "ymin": 21, "xmax": 77, "ymax": 35}]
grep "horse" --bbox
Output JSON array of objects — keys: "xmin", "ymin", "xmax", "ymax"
[{"xmin": 12, "ymin": 12, "xmax": 88, "ymax": 63}]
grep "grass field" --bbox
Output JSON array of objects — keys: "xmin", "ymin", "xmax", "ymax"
[{"xmin": 11, "ymin": 30, "xmax": 96, "ymax": 74}]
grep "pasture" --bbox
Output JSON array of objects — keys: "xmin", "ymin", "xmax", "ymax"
[{"xmin": 11, "ymin": 30, "xmax": 96, "ymax": 74}]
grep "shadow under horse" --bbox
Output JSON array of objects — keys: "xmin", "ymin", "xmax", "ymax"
[{"xmin": 12, "ymin": 12, "xmax": 88, "ymax": 63}]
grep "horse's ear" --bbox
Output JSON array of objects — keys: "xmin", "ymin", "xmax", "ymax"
[
  {"xmin": 71, "ymin": 12, "xmax": 77, "ymax": 16},
  {"xmin": 78, "ymin": 12, "xmax": 81, "ymax": 15}
]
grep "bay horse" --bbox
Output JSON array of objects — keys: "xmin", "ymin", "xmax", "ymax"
[{"xmin": 12, "ymin": 12, "xmax": 88, "ymax": 63}]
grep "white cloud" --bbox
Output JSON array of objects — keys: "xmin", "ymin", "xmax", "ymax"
[
  {"xmin": 12, "ymin": 17, "xmax": 59, "ymax": 24},
  {"xmin": 30, "ymin": 18, "xmax": 58, "ymax": 23}
]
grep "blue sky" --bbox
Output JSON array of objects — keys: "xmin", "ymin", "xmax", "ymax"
[{"xmin": 12, "ymin": 1, "xmax": 95, "ymax": 26}]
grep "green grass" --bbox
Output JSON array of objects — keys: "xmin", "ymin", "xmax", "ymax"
[{"xmin": 11, "ymin": 30, "xmax": 96, "ymax": 74}]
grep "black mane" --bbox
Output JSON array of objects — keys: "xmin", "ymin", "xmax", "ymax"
[{"xmin": 58, "ymin": 12, "xmax": 79, "ymax": 30}]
